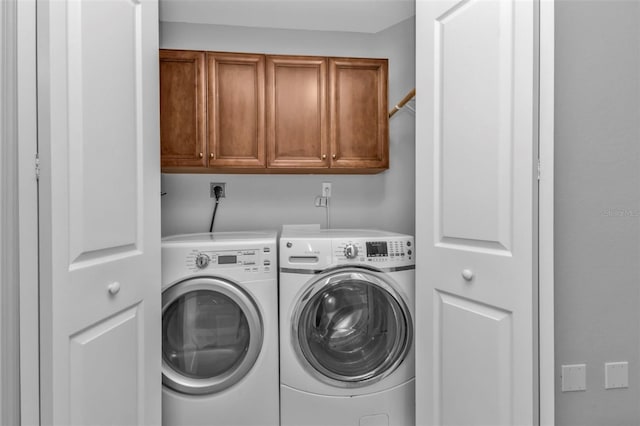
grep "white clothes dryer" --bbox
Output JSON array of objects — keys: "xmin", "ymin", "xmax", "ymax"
[
  {"xmin": 162, "ymin": 231, "xmax": 279, "ymax": 426},
  {"xmin": 279, "ymin": 228, "xmax": 415, "ymax": 426}
]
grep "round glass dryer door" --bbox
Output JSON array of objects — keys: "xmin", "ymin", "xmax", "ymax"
[
  {"xmin": 293, "ymin": 269, "xmax": 412, "ymax": 387},
  {"xmin": 162, "ymin": 277, "xmax": 263, "ymax": 395}
]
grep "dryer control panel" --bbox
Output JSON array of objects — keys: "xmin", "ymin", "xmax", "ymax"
[
  {"xmin": 333, "ymin": 237, "xmax": 414, "ymax": 266},
  {"xmin": 186, "ymin": 247, "xmax": 273, "ymax": 274}
]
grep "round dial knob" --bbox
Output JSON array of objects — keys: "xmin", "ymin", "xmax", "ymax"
[
  {"xmin": 343, "ymin": 244, "xmax": 358, "ymax": 259},
  {"xmin": 195, "ymin": 253, "xmax": 210, "ymax": 269}
]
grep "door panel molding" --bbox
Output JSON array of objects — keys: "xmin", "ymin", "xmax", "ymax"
[
  {"xmin": 67, "ymin": 0, "xmax": 140, "ymax": 260},
  {"xmin": 434, "ymin": 0, "xmax": 514, "ymax": 252},
  {"xmin": 435, "ymin": 291, "xmax": 512, "ymax": 425},
  {"xmin": 69, "ymin": 304, "xmax": 143, "ymax": 425}
]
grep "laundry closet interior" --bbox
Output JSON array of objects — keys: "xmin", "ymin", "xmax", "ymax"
[
  {"xmin": 8, "ymin": 0, "xmax": 640, "ymax": 425},
  {"xmin": 157, "ymin": 5, "xmax": 418, "ymax": 425}
]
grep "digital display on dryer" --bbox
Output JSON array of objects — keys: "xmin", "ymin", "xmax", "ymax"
[
  {"xmin": 218, "ymin": 255, "xmax": 237, "ymax": 265},
  {"xmin": 366, "ymin": 241, "xmax": 388, "ymax": 257}
]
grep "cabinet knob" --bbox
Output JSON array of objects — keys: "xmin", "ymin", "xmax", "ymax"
[
  {"xmin": 108, "ymin": 281, "xmax": 121, "ymax": 295},
  {"xmin": 199, "ymin": 152, "xmax": 203, "ymax": 158},
  {"xmin": 322, "ymin": 154, "xmax": 327, "ymax": 160},
  {"xmin": 332, "ymin": 154, "xmax": 336, "ymax": 160},
  {"xmin": 461, "ymin": 269, "xmax": 474, "ymax": 281},
  {"xmin": 210, "ymin": 153, "xmax": 214, "ymax": 158}
]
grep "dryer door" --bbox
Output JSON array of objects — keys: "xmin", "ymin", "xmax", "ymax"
[
  {"xmin": 293, "ymin": 268, "xmax": 412, "ymax": 387},
  {"xmin": 162, "ymin": 277, "xmax": 263, "ymax": 395}
]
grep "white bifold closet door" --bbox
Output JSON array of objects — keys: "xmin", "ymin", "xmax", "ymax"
[
  {"xmin": 36, "ymin": 0, "xmax": 162, "ymax": 424},
  {"xmin": 416, "ymin": 0, "xmax": 538, "ymax": 425}
]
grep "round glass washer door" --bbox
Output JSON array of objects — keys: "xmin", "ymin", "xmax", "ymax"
[
  {"xmin": 292, "ymin": 268, "xmax": 412, "ymax": 388},
  {"xmin": 162, "ymin": 277, "xmax": 263, "ymax": 395}
]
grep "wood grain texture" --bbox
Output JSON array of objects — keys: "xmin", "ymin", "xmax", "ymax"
[
  {"xmin": 159, "ymin": 50, "xmax": 206, "ymax": 167},
  {"xmin": 266, "ymin": 55, "xmax": 328, "ymax": 168},
  {"xmin": 208, "ymin": 52, "xmax": 265, "ymax": 167},
  {"xmin": 159, "ymin": 50, "xmax": 389, "ymax": 174},
  {"xmin": 329, "ymin": 58, "xmax": 389, "ymax": 169}
]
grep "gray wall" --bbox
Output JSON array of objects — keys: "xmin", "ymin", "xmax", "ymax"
[
  {"xmin": 0, "ymin": 0, "xmax": 21, "ymax": 423},
  {"xmin": 555, "ymin": 1, "xmax": 640, "ymax": 424},
  {"xmin": 160, "ymin": 19, "xmax": 415, "ymax": 237}
]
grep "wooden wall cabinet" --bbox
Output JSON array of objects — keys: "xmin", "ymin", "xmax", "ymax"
[
  {"xmin": 159, "ymin": 50, "xmax": 206, "ymax": 168},
  {"xmin": 160, "ymin": 50, "xmax": 389, "ymax": 174}
]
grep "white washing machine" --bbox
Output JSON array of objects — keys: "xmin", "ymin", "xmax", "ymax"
[
  {"xmin": 279, "ymin": 228, "xmax": 415, "ymax": 426},
  {"xmin": 162, "ymin": 231, "xmax": 279, "ymax": 426}
]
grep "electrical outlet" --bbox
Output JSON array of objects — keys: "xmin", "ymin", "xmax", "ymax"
[
  {"xmin": 210, "ymin": 182, "xmax": 226, "ymax": 198},
  {"xmin": 322, "ymin": 182, "xmax": 332, "ymax": 197},
  {"xmin": 561, "ymin": 364, "xmax": 586, "ymax": 392},
  {"xmin": 605, "ymin": 362, "xmax": 629, "ymax": 389}
]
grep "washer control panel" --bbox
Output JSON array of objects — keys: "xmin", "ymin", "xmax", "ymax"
[
  {"xmin": 333, "ymin": 237, "xmax": 413, "ymax": 266},
  {"xmin": 186, "ymin": 247, "xmax": 273, "ymax": 274}
]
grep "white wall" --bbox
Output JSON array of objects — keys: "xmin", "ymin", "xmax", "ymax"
[
  {"xmin": 555, "ymin": 1, "xmax": 640, "ymax": 424},
  {"xmin": 159, "ymin": 18, "xmax": 415, "ymax": 237}
]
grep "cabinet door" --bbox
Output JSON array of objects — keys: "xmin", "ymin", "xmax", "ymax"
[
  {"xmin": 329, "ymin": 58, "xmax": 389, "ymax": 169},
  {"xmin": 266, "ymin": 56, "xmax": 328, "ymax": 169},
  {"xmin": 159, "ymin": 50, "xmax": 206, "ymax": 168},
  {"xmin": 208, "ymin": 53, "xmax": 265, "ymax": 168}
]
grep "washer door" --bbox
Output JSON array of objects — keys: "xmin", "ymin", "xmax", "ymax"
[
  {"xmin": 162, "ymin": 277, "xmax": 263, "ymax": 395},
  {"xmin": 292, "ymin": 268, "xmax": 412, "ymax": 387}
]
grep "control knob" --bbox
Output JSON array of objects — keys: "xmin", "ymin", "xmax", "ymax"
[
  {"xmin": 344, "ymin": 244, "xmax": 358, "ymax": 259},
  {"xmin": 195, "ymin": 253, "xmax": 210, "ymax": 269}
]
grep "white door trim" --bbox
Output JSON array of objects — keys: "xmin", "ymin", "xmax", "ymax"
[
  {"xmin": 539, "ymin": 0, "xmax": 555, "ymax": 424},
  {"xmin": 17, "ymin": 0, "xmax": 41, "ymax": 423}
]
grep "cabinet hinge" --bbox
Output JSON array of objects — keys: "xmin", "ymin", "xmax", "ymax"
[
  {"xmin": 537, "ymin": 158, "xmax": 541, "ymax": 181},
  {"xmin": 35, "ymin": 153, "xmax": 40, "ymax": 181}
]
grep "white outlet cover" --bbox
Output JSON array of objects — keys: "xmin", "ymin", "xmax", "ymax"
[
  {"xmin": 561, "ymin": 364, "xmax": 586, "ymax": 392},
  {"xmin": 605, "ymin": 362, "xmax": 629, "ymax": 389},
  {"xmin": 322, "ymin": 182, "xmax": 332, "ymax": 197}
]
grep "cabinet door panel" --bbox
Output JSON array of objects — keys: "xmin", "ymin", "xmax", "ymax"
[
  {"xmin": 330, "ymin": 58, "xmax": 389, "ymax": 169},
  {"xmin": 266, "ymin": 56, "xmax": 328, "ymax": 168},
  {"xmin": 159, "ymin": 50, "xmax": 206, "ymax": 167},
  {"xmin": 208, "ymin": 53, "xmax": 265, "ymax": 167}
]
